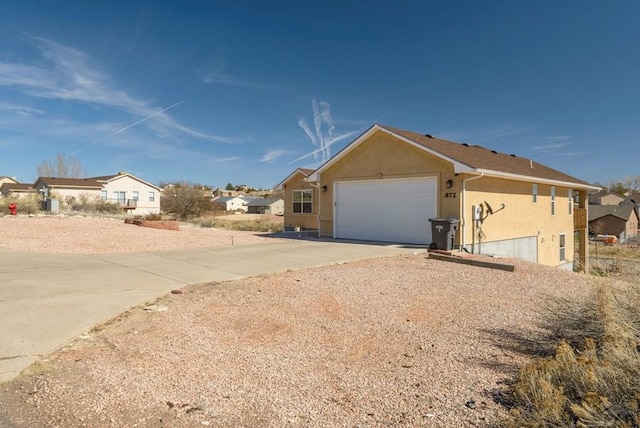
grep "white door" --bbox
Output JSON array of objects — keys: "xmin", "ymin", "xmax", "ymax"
[{"xmin": 334, "ymin": 178, "xmax": 438, "ymax": 245}]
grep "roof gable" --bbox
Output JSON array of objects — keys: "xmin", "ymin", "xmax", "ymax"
[
  {"xmin": 309, "ymin": 124, "xmax": 598, "ymax": 190},
  {"xmin": 93, "ymin": 172, "xmax": 160, "ymax": 191},
  {"xmin": 274, "ymin": 168, "xmax": 315, "ymax": 190}
]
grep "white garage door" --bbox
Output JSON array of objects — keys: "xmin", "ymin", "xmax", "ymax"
[{"xmin": 334, "ymin": 178, "xmax": 438, "ymax": 245}]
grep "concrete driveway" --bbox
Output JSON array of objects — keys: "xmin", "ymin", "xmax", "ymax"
[{"xmin": 0, "ymin": 239, "xmax": 424, "ymax": 383}]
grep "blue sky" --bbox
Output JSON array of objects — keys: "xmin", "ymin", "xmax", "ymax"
[{"xmin": 1, "ymin": 1, "xmax": 638, "ymax": 189}]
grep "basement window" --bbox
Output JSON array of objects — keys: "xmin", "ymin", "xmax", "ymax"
[
  {"xmin": 293, "ymin": 189, "xmax": 313, "ymax": 213},
  {"xmin": 559, "ymin": 233, "xmax": 566, "ymax": 261}
]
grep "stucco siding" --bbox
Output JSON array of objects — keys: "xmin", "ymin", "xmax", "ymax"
[
  {"xmin": 282, "ymin": 172, "xmax": 318, "ymax": 230},
  {"xmin": 463, "ymin": 177, "xmax": 575, "ymax": 267},
  {"xmin": 318, "ymin": 132, "xmax": 456, "ymax": 237}
]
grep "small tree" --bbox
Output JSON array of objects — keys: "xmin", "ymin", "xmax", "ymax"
[
  {"xmin": 225, "ymin": 182, "xmax": 234, "ymax": 191},
  {"xmin": 161, "ymin": 182, "xmax": 212, "ymax": 220},
  {"xmin": 623, "ymin": 175, "xmax": 640, "ymax": 194},
  {"xmin": 36, "ymin": 154, "xmax": 87, "ymax": 178}
]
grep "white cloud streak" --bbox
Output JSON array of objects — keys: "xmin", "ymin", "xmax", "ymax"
[
  {"xmin": 196, "ymin": 70, "xmax": 278, "ymax": 90},
  {"xmin": 260, "ymin": 149, "xmax": 288, "ymax": 163},
  {"xmin": 0, "ymin": 34, "xmax": 236, "ymax": 144},
  {"xmin": 0, "ymin": 101, "xmax": 44, "ymax": 116}
]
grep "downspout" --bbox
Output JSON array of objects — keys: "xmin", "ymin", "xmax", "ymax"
[{"xmin": 460, "ymin": 172, "xmax": 484, "ymax": 251}]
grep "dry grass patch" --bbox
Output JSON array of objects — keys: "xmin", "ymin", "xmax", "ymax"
[{"xmin": 499, "ymin": 276, "xmax": 640, "ymax": 427}]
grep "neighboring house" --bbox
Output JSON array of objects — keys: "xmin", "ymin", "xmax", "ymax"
[
  {"xmin": 1, "ymin": 182, "xmax": 37, "ymax": 198},
  {"xmin": 34, "ymin": 177, "xmax": 104, "ymax": 204},
  {"xmin": 588, "ymin": 189, "xmax": 625, "ymax": 205},
  {"xmin": 589, "ymin": 204, "xmax": 639, "ymax": 243},
  {"xmin": 274, "ymin": 168, "xmax": 318, "ymax": 231},
  {"xmin": 245, "ymin": 198, "xmax": 284, "ymax": 215},
  {"xmin": 93, "ymin": 172, "xmax": 161, "ymax": 215},
  {"xmin": 0, "ymin": 176, "xmax": 18, "ymax": 190},
  {"xmin": 286, "ymin": 123, "xmax": 598, "ymax": 269},
  {"xmin": 34, "ymin": 172, "xmax": 161, "ymax": 215},
  {"xmin": 212, "ymin": 195, "xmax": 253, "ymax": 212}
]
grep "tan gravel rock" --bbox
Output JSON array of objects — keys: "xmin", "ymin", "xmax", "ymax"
[
  {"xmin": 0, "ymin": 249, "xmax": 595, "ymax": 427},
  {"xmin": 0, "ymin": 215, "xmax": 277, "ymax": 254}
]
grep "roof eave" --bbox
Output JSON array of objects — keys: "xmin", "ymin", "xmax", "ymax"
[{"xmin": 475, "ymin": 169, "xmax": 601, "ymax": 191}]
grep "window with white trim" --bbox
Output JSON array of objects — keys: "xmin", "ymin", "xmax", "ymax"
[
  {"xmin": 559, "ymin": 233, "xmax": 566, "ymax": 261},
  {"xmin": 551, "ymin": 186, "xmax": 556, "ymax": 216},
  {"xmin": 101, "ymin": 190, "xmax": 108, "ymax": 200},
  {"xmin": 568, "ymin": 189, "xmax": 573, "ymax": 215},
  {"xmin": 149, "ymin": 191, "xmax": 155, "ymax": 202},
  {"xmin": 133, "ymin": 191, "xmax": 139, "ymax": 201},
  {"xmin": 293, "ymin": 189, "xmax": 312, "ymax": 213},
  {"xmin": 532, "ymin": 184, "xmax": 538, "ymax": 203}
]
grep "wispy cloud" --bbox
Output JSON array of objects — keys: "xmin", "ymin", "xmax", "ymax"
[
  {"xmin": 260, "ymin": 149, "xmax": 288, "ymax": 163},
  {"xmin": 195, "ymin": 69, "xmax": 278, "ymax": 90},
  {"xmin": 440, "ymin": 124, "xmax": 540, "ymax": 146},
  {"xmin": 0, "ymin": 34, "xmax": 235, "ymax": 144},
  {"xmin": 209, "ymin": 156, "xmax": 242, "ymax": 163},
  {"xmin": 0, "ymin": 101, "xmax": 44, "ymax": 117},
  {"xmin": 296, "ymin": 97, "xmax": 359, "ymax": 164},
  {"xmin": 529, "ymin": 141, "xmax": 571, "ymax": 152}
]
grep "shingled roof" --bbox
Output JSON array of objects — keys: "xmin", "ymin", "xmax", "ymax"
[
  {"xmin": 589, "ymin": 204, "xmax": 636, "ymax": 222},
  {"xmin": 309, "ymin": 124, "xmax": 598, "ymax": 190},
  {"xmin": 35, "ymin": 177, "xmax": 103, "ymax": 189}
]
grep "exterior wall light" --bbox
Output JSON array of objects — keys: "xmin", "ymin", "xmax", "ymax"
[
  {"xmin": 446, "ymin": 179, "xmax": 453, "ymax": 189},
  {"xmin": 321, "ymin": 185, "xmax": 328, "ymax": 192}
]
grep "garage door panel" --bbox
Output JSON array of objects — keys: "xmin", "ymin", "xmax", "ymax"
[{"xmin": 334, "ymin": 178, "xmax": 437, "ymax": 245}]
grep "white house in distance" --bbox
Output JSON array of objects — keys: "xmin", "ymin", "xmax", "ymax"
[
  {"xmin": 35, "ymin": 172, "xmax": 161, "ymax": 215},
  {"xmin": 212, "ymin": 195, "xmax": 255, "ymax": 212}
]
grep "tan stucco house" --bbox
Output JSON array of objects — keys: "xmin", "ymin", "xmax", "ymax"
[
  {"xmin": 284, "ymin": 124, "xmax": 599, "ymax": 269},
  {"xmin": 274, "ymin": 168, "xmax": 318, "ymax": 231},
  {"xmin": 588, "ymin": 190, "xmax": 625, "ymax": 206},
  {"xmin": 35, "ymin": 172, "xmax": 161, "ymax": 215}
]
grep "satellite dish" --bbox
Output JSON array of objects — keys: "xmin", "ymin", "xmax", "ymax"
[{"xmin": 484, "ymin": 201, "xmax": 494, "ymax": 215}]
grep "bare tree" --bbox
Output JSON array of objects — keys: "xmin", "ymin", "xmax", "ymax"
[
  {"xmin": 160, "ymin": 182, "xmax": 212, "ymax": 220},
  {"xmin": 36, "ymin": 154, "xmax": 86, "ymax": 178},
  {"xmin": 622, "ymin": 175, "xmax": 640, "ymax": 194}
]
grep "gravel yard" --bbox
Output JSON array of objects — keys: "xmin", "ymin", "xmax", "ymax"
[
  {"xmin": 0, "ymin": 215, "xmax": 597, "ymax": 427},
  {"xmin": 0, "ymin": 215, "xmax": 276, "ymax": 254}
]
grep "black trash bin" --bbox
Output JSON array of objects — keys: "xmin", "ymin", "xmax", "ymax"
[{"xmin": 428, "ymin": 218, "xmax": 460, "ymax": 250}]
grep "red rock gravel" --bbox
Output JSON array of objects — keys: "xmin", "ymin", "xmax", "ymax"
[
  {"xmin": 0, "ymin": 215, "xmax": 277, "ymax": 254},
  {"xmin": 0, "ymin": 250, "xmax": 596, "ymax": 427}
]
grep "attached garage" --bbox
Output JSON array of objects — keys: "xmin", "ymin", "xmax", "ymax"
[{"xmin": 333, "ymin": 177, "xmax": 438, "ymax": 245}]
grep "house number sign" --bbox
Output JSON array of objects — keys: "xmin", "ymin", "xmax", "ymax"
[{"xmin": 444, "ymin": 192, "xmax": 457, "ymax": 198}]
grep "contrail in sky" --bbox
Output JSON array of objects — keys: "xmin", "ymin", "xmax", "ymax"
[
  {"xmin": 66, "ymin": 100, "xmax": 186, "ymax": 158},
  {"xmin": 96, "ymin": 100, "xmax": 186, "ymax": 142}
]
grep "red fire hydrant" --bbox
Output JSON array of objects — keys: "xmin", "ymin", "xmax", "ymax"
[{"xmin": 8, "ymin": 202, "xmax": 17, "ymax": 216}]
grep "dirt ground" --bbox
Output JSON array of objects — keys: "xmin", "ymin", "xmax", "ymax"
[{"xmin": 0, "ymin": 248, "xmax": 598, "ymax": 427}]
